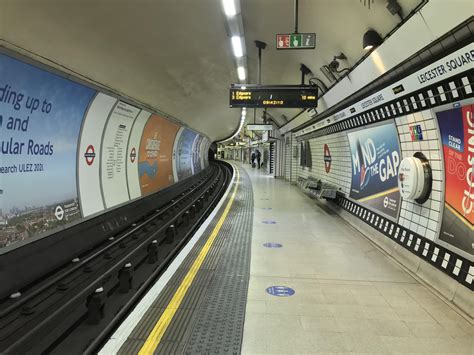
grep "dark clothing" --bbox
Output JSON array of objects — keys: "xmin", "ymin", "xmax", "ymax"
[{"xmin": 256, "ymin": 150, "xmax": 261, "ymax": 169}]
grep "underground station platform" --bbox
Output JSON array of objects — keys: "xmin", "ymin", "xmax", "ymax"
[
  {"xmin": 0, "ymin": 1, "xmax": 473, "ymax": 354},
  {"xmin": 96, "ymin": 163, "xmax": 473, "ymax": 354}
]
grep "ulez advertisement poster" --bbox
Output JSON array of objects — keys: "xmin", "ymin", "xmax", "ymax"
[
  {"xmin": 0, "ymin": 54, "xmax": 95, "ymax": 248},
  {"xmin": 348, "ymin": 122, "xmax": 401, "ymax": 219},
  {"xmin": 437, "ymin": 104, "xmax": 474, "ymax": 255}
]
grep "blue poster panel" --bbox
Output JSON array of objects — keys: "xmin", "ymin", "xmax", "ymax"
[
  {"xmin": 0, "ymin": 54, "xmax": 96, "ymax": 248},
  {"xmin": 348, "ymin": 122, "xmax": 401, "ymax": 219},
  {"xmin": 175, "ymin": 128, "xmax": 197, "ymax": 181}
]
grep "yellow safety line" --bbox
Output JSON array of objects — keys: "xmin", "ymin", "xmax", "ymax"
[
  {"xmin": 138, "ymin": 165, "xmax": 240, "ymax": 355},
  {"xmin": 357, "ymin": 187, "xmax": 399, "ymax": 203}
]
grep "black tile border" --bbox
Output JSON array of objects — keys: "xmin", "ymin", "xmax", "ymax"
[
  {"xmin": 298, "ymin": 69, "xmax": 474, "ymax": 141},
  {"xmin": 336, "ymin": 196, "xmax": 473, "ymax": 291},
  {"xmin": 295, "ymin": 68, "xmax": 474, "ymax": 290}
]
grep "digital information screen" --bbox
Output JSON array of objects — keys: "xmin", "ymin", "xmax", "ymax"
[{"xmin": 229, "ymin": 84, "xmax": 318, "ymax": 108}]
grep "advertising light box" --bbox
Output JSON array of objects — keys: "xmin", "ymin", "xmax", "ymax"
[
  {"xmin": 173, "ymin": 128, "xmax": 197, "ymax": 181},
  {"xmin": 126, "ymin": 110, "xmax": 152, "ymax": 200},
  {"xmin": 77, "ymin": 93, "xmax": 117, "ymax": 217},
  {"xmin": 100, "ymin": 101, "xmax": 141, "ymax": 208},
  {"xmin": 0, "ymin": 54, "xmax": 96, "ymax": 248},
  {"xmin": 138, "ymin": 114, "xmax": 180, "ymax": 196},
  {"xmin": 192, "ymin": 135, "xmax": 203, "ymax": 174},
  {"xmin": 436, "ymin": 103, "xmax": 474, "ymax": 255},
  {"xmin": 0, "ymin": 51, "xmax": 211, "ymax": 251},
  {"xmin": 348, "ymin": 122, "xmax": 401, "ymax": 219}
]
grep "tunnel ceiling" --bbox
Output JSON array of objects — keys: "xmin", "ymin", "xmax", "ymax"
[
  {"xmin": 0, "ymin": 0, "xmax": 423, "ymax": 141},
  {"xmin": 241, "ymin": 0, "xmax": 423, "ymax": 128}
]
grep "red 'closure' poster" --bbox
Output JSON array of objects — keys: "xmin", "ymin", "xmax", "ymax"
[{"xmin": 437, "ymin": 104, "xmax": 474, "ymax": 255}]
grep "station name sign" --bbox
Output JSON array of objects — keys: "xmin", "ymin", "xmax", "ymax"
[{"xmin": 229, "ymin": 84, "xmax": 318, "ymax": 108}]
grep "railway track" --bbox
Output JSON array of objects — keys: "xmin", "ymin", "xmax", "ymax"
[{"xmin": 0, "ymin": 161, "xmax": 232, "ymax": 354}]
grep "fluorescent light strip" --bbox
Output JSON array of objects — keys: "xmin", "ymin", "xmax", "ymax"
[
  {"xmin": 231, "ymin": 36, "xmax": 243, "ymax": 58},
  {"xmin": 222, "ymin": 0, "xmax": 236, "ymax": 16},
  {"xmin": 237, "ymin": 66, "xmax": 246, "ymax": 80}
]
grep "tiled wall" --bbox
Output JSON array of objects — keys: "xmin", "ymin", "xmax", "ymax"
[
  {"xmin": 289, "ymin": 69, "xmax": 474, "ymax": 291},
  {"xmin": 293, "ymin": 110, "xmax": 457, "ymax": 246},
  {"xmin": 284, "ymin": 133, "xmax": 291, "ymax": 180},
  {"xmin": 299, "ymin": 132, "xmax": 352, "ymax": 195},
  {"xmin": 283, "ymin": 133, "xmax": 299, "ymax": 183},
  {"xmin": 292, "ymin": 114, "xmax": 472, "ymax": 290},
  {"xmin": 395, "ymin": 110, "xmax": 444, "ymax": 242}
]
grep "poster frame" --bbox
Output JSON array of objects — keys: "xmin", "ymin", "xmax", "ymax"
[
  {"xmin": 432, "ymin": 98, "xmax": 474, "ymax": 259},
  {"xmin": 346, "ymin": 119, "xmax": 402, "ymax": 222}
]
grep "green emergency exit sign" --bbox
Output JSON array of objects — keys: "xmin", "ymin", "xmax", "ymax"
[{"xmin": 276, "ymin": 33, "xmax": 316, "ymax": 50}]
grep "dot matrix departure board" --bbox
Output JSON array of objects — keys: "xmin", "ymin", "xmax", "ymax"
[{"xmin": 229, "ymin": 85, "xmax": 318, "ymax": 108}]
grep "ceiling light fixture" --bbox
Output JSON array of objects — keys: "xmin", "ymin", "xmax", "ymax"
[
  {"xmin": 363, "ymin": 29, "xmax": 383, "ymax": 50},
  {"xmin": 237, "ymin": 66, "xmax": 246, "ymax": 81},
  {"xmin": 231, "ymin": 36, "xmax": 243, "ymax": 57},
  {"xmin": 222, "ymin": 0, "xmax": 236, "ymax": 17}
]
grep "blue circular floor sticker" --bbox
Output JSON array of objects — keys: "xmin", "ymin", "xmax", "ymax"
[
  {"xmin": 262, "ymin": 220, "xmax": 277, "ymax": 224},
  {"xmin": 263, "ymin": 243, "xmax": 282, "ymax": 248},
  {"xmin": 266, "ymin": 286, "xmax": 295, "ymax": 297}
]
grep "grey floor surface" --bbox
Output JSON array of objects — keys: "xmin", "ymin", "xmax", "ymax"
[{"xmin": 240, "ymin": 162, "xmax": 473, "ymax": 354}]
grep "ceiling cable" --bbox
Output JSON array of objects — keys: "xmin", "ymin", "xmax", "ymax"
[{"xmin": 294, "ymin": 0, "xmax": 299, "ymax": 33}]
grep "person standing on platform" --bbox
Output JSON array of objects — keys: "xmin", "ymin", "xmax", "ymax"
[
  {"xmin": 251, "ymin": 151, "xmax": 256, "ymax": 168},
  {"xmin": 256, "ymin": 149, "xmax": 261, "ymax": 169}
]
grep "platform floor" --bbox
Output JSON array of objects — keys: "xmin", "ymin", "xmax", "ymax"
[
  {"xmin": 101, "ymin": 162, "xmax": 253, "ymax": 354},
  {"xmin": 241, "ymin": 162, "xmax": 473, "ymax": 354}
]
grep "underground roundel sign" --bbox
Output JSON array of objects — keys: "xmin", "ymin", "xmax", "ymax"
[
  {"xmin": 323, "ymin": 144, "xmax": 331, "ymax": 173},
  {"xmin": 84, "ymin": 144, "xmax": 96, "ymax": 166},
  {"xmin": 130, "ymin": 147, "xmax": 137, "ymax": 163}
]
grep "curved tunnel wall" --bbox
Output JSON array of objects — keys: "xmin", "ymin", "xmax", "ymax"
[
  {"xmin": 286, "ymin": 42, "xmax": 473, "ymax": 301},
  {"xmin": 0, "ymin": 50, "xmax": 211, "ymax": 251}
]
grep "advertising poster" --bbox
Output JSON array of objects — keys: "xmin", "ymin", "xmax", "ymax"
[
  {"xmin": 175, "ymin": 128, "xmax": 197, "ymax": 181},
  {"xmin": 77, "ymin": 93, "xmax": 117, "ymax": 217},
  {"xmin": 138, "ymin": 114, "xmax": 180, "ymax": 195},
  {"xmin": 437, "ymin": 104, "xmax": 474, "ymax": 255},
  {"xmin": 0, "ymin": 54, "xmax": 95, "ymax": 248},
  {"xmin": 100, "ymin": 101, "xmax": 141, "ymax": 208},
  {"xmin": 200, "ymin": 138, "xmax": 208, "ymax": 170},
  {"xmin": 348, "ymin": 122, "xmax": 401, "ymax": 219},
  {"xmin": 126, "ymin": 110, "xmax": 151, "ymax": 200},
  {"xmin": 192, "ymin": 134, "xmax": 203, "ymax": 174}
]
